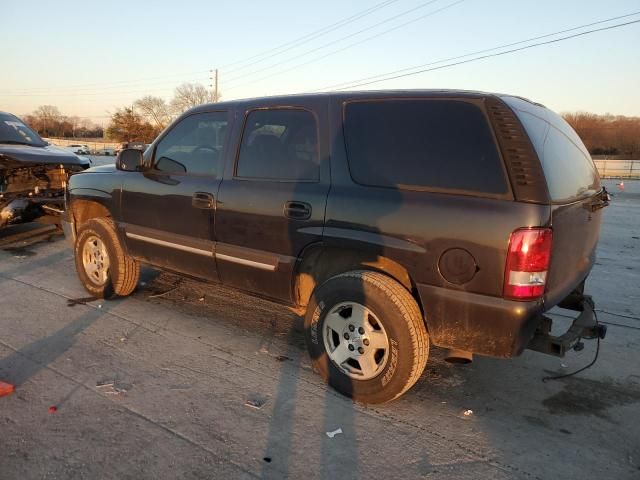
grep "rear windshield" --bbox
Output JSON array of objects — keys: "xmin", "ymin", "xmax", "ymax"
[
  {"xmin": 0, "ymin": 113, "xmax": 45, "ymax": 147},
  {"xmin": 343, "ymin": 100, "xmax": 508, "ymax": 195},
  {"xmin": 501, "ymin": 96, "xmax": 600, "ymax": 203}
]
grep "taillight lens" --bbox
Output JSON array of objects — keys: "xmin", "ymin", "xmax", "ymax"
[{"xmin": 504, "ymin": 228, "xmax": 552, "ymax": 300}]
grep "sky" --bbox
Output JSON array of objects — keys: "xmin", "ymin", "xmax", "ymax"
[{"xmin": 1, "ymin": 0, "xmax": 639, "ymax": 125}]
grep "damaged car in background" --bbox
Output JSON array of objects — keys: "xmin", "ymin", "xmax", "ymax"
[{"xmin": 0, "ymin": 111, "xmax": 90, "ymax": 228}]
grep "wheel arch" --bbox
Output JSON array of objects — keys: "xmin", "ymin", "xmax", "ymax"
[
  {"xmin": 293, "ymin": 245, "xmax": 425, "ymax": 318},
  {"xmin": 69, "ymin": 198, "xmax": 112, "ymax": 226}
]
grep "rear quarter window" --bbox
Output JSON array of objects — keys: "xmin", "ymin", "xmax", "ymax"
[
  {"xmin": 343, "ymin": 99, "xmax": 508, "ymax": 195},
  {"xmin": 501, "ymin": 96, "xmax": 600, "ymax": 203}
]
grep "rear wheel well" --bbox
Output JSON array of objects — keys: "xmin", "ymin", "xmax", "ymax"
[
  {"xmin": 70, "ymin": 199, "xmax": 111, "ymax": 226},
  {"xmin": 294, "ymin": 246, "xmax": 422, "ymax": 313}
]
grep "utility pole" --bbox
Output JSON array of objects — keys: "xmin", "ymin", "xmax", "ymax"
[{"xmin": 210, "ymin": 68, "xmax": 219, "ymax": 102}]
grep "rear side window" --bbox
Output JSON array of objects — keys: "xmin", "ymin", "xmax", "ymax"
[
  {"xmin": 515, "ymin": 108, "xmax": 600, "ymax": 203},
  {"xmin": 236, "ymin": 109, "xmax": 319, "ymax": 181},
  {"xmin": 343, "ymin": 100, "xmax": 507, "ymax": 195}
]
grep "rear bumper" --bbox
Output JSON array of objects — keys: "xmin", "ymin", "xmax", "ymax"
[{"xmin": 417, "ymin": 284, "xmax": 544, "ymax": 358}]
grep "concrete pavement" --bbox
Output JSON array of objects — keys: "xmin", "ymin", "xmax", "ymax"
[{"xmin": 0, "ymin": 179, "xmax": 638, "ymax": 479}]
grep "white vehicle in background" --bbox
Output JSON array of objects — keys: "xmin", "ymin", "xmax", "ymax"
[
  {"xmin": 66, "ymin": 144, "xmax": 91, "ymax": 154},
  {"xmin": 96, "ymin": 146, "xmax": 116, "ymax": 156}
]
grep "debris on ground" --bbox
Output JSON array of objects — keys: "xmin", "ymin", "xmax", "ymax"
[
  {"xmin": 66, "ymin": 297, "xmax": 96, "ymax": 307},
  {"xmin": 95, "ymin": 381, "xmax": 129, "ymax": 395},
  {"xmin": 326, "ymin": 428, "xmax": 343, "ymax": 438},
  {"xmin": 148, "ymin": 287, "xmax": 179, "ymax": 299},
  {"xmin": 463, "ymin": 409, "xmax": 473, "ymax": 417},
  {"xmin": 0, "ymin": 381, "xmax": 16, "ymax": 397},
  {"xmin": 245, "ymin": 393, "xmax": 269, "ymax": 409}
]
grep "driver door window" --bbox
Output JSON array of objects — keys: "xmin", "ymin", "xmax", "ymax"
[{"xmin": 154, "ymin": 112, "xmax": 228, "ymax": 176}]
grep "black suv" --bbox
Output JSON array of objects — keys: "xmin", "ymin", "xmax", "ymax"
[{"xmin": 63, "ymin": 91, "xmax": 608, "ymax": 403}]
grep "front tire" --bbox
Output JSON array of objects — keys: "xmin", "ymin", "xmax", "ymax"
[
  {"xmin": 74, "ymin": 217, "xmax": 140, "ymax": 299},
  {"xmin": 304, "ymin": 270, "xmax": 429, "ymax": 404}
]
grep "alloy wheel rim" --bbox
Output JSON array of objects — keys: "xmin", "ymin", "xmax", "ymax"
[
  {"xmin": 82, "ymin": 235, "xmax": 110, "ymax": 286},
  {"xmin": 323, "ymin": 301, "xmax": 390, "ymax": 381}
]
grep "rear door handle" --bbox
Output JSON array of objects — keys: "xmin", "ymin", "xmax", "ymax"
[
  {"xmin": 284, "ymin": 201, "xmax": 312, "ymax": 220},
  {"xmin": 192, "ymin": 192, "xmax": 215, "ymax": 209}
]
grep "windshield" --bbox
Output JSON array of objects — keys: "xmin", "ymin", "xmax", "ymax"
[{"xmin": 0, "ymin": 113, "xmax": 46, "ymax": 147}]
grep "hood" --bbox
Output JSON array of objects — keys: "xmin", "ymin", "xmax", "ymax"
[
  {"xmin": 81, "ymin": 163, "xmax": 117, "ymax": 174},
  {"xmin": 0, "ymin": 143, "xmax": 88, "ymax": 168}
]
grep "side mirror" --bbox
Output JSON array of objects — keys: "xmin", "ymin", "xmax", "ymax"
[{"xmin": 116, "ymin": 148, "xmax": 144, "ymax": 172}]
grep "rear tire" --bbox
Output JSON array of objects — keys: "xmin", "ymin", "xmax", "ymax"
[
  {"xmin": 74, "ymin": 217, "xmax": 140, "ymax": 299},
  {"xmin": 304, "ymin": 270, "xmax": 429, "ymax": 404}
]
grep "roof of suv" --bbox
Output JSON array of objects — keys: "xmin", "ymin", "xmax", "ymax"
[{"xmin": 189, "ymin": 89, "xmax": 543, "ymax": 113}]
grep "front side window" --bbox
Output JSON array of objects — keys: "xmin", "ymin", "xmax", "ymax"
[
  {"xmin": 343, "ymin": 100, "xmax": 508, "ymax": 195},
  {"xmin": 236, "ymin": 109, "xmax": 319, "ymax": 181},
  {"xmin": 153, "ymin": 112, "xmax": 228, "ymax": 176}
]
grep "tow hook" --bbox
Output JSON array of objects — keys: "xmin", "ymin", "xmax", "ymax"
[{"xmin": 527, "ymin": 295, "xmax": 605, "ymax": 357}]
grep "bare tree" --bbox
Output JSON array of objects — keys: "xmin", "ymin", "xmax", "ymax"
[
  {"xmin": 32, "ymin": 105, "xmax": 62, "ymax": 136},
  {"xmin": 134, "ymin": 95, "xmax": 172, "ymax": 129},
  {"xmin": 67, "ymin": 116, "xmax": 81, "ymax": 137},
  {"xmin": 170, "ymin": 83, "xmax": 216, "ymax": 114}
]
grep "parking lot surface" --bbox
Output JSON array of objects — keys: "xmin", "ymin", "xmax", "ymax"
[{"xmin": 0, "ymin": 176, "xmax": 638, "ymax": 479}]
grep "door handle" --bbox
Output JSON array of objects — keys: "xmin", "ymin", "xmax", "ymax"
[
  {"xmin": 284, "ymin": 201, "xmax": 312, "ymax": 220},
  {"xmin": 192, "ymin": 192, "xmax": 215, "ymax": 209}
]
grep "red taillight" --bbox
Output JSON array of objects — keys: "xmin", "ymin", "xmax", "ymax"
[{"xmin": 504, "ymin": 228, "xmax": 552, "ymax": 300}]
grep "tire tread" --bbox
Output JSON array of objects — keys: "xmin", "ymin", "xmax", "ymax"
[{"xmin": 328, "ymin": 270, "xmax": 429, "ymax": 402}]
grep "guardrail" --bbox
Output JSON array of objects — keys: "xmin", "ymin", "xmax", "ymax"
[{"xmin": 594, "ymin": 159, "xmax": 640, "ymax": 179}]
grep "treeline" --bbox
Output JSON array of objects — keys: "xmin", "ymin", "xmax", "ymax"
[
  {"xmin": 23, "ymin": 105, "xmax": 103, "ymax": 138},
  {"xmin": 563, "ymin": 112, "xmax": 640, "ymax": 157},
  {"xmin": 107, "ymin": 82, "xmax": 219, "ymax": 143},
  {"xmin": 23, "ymin": 82, "xmax": 219, "ymax": 144}
]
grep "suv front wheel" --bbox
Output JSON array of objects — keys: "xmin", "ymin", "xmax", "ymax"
[
  {"xmin": 304, "ymin": 270, "xmax": 429, "ymax": 404},
  {"xmin": 74, "ymin": 217, "xmax": 140, "ymax": 299}
]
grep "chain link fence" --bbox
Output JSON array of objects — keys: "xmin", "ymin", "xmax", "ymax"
[
  {"xmin": 594, "ymin": 159, "xmax": 640, "ymax": 179},
  {"xmin": 43, "ymin": 137, "xmax": 120, "ymax": 155}
]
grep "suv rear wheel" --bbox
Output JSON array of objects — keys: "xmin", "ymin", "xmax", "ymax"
[
  {"xmin": 304, "ymin": 270, "xmax": 429, "ymax": 403},
  {"xmin": 74, "ymin": 217, "xmax": 140, "ymax": 299}
]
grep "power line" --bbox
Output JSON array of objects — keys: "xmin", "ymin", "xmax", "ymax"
[
  {"xmin": 324, "ymin": 17, "xmax": 640, "ymax": 91},
  {"xmin": 0, "ymin": 71, "xmax": 210, "ymax": 94},
  {"xmin": 223, "ymin": 0, "xmax": 464, "ymax": 91},
  {"xmin": 0, "ymin": 1, "xmax": 401, "ymax": 94},
  {"xmin": 223, "ymin": 0, "xmax": 447, "ymax": 85},
  {"xmin": 318, "ymin": 10, "xmax": 640, "ymax": 91},
  {"xmin": 221, "ymin": 0, "xmax": 402, "ymax": 74},
  {"xmin": 0, "ymin": 77, "xmax": 211, "ymax": 97}
]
